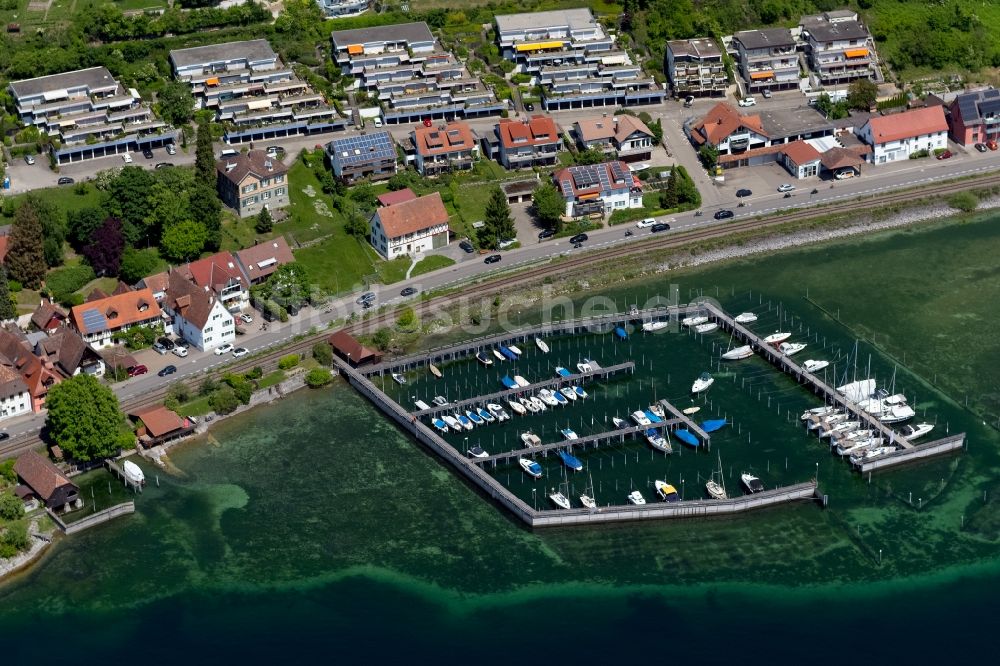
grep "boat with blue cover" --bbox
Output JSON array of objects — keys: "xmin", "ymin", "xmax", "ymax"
[
  {"xmin": 614, "ymin": 326, "xmax": 628, "ymax": 340},
  {"xmin": 478, "ymin": 407, "xmax": 496, "ymax": 423},
  {"xmin": 507, "ymin": 345, "xmax": 523, "ymax": 358},
  {"xmin": 466, "ymin": 410, "xmax": 484, "ymax": 426},
  {"xmin": 555, "ymin": 366, "xmax": 572, "ymax": 377},
  {"xmin": 644, "ymin": 410, "xmax": 663, "ymax": 424},
  {"xmin": 519, "ymin": 458, "xmax": 543, "ymax": 478},
  {"xmin": 557, "ymin": 449, "xmax": 584, "ymax": 471},
  {"xmin": 501, "ymin": 375, "xmax": 517, "ymax": 389},
  {"xmin": 701, "ymin": 419, "xmax": 728, "ymax": 433},
  {"xmin": 553, "ymin": 390, "xmax": 568, "ymax": 405},
  {"xmin": 455, "ymin": 413, "xmax": 474, "ymax": 431},
  {"xmin": 499, "ymin": 346, "xmax": 518, "ymax": 361},
  {"xmin": 432, "ymin": 418, "xmax": 449, "ymax": 433},
  {"xmin": 674, "ymin": 429, "xmax": 700, "ymax": 447},
  {"xmin": 573, "ymin": 386, "xmax": 587, "ymax": 399}
]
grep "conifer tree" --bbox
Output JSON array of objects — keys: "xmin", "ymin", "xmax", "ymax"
[{"xmin": 5, "ymin": 200, "xmax": 47, "ymax": 289}]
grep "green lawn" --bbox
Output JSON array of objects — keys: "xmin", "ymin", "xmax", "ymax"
[
  {"xmin": 2, "ymin": 181, "xmax": 104, "ymax": 216},
  {"xmin": 282, "ymin": 154, "xmax": 348, "ymax": 245},
  {"xmin": 256, "ymin": 370, "xmax": 286, "ymax": 390},
  {"xmin": 177, "ymin": 395, "xmax": 213, "ymax": 417},
  {"xmin": 376, "ymin": 257, "xmax": 411, "ymax": 285},
  {"xmin": 293, "ymin": 236, "xmax": 380, "ymax": 295},
  {"xmin": 411, "ymin": 255, "xmax": 455, "ymax": 277}
]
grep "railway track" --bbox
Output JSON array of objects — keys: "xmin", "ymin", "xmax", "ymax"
[{"xmin": 2, "ymin": 171, "xmax": 997, "ymax": 462}]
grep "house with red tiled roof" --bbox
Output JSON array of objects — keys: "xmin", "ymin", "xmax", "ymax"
[
  {"xmin": 779, "ymin": 140, "xmax": 822, "ymax": 179},
  {"xmin": 216, "ymin": 150, "xmax": 290, "ymax": 218},
  {"xmin": 687, "ymin": 102, "xmax": 769, "ymax": 155},
  {"xmin": 137, "ymin": 271, "xmax": 169, "ymax": 303},
  {"xmin": 486, "ymin": 115, "xmax": 562, "ymax": 169},
  {"xmin": 573, "ymin": 115, "xmax": 655, "ymax": 163},
  {"xmin": 410, "ymin": 121, "xmax": 479, "ymax": 176},
  {"xmin": 858, "ymin": 106, "xmax": 948, "ymax": 164},
  {"xmin": 34, "ymin": 328, "xmax": 105, "ymax": 379},
  {"xmin": 377, "ymin": 188, "xmax": 417, "ymax": 208},
  {"xmin": 179, "ymin": 251, "xmax": 249, "ymax": 313},
  {"xmin": 369, "ymin": 192, "xmax": 450, "ymax": 259},
  {"xmin": 233, "ymin": 236, "xmax": 295, "ymax": 285},
  {"xmin": 0, "ymin": 362, "xmax": 31, "ymax": 422},
  {"xmin": 0, "ymin": 328, "xmax": 60, "ymax": 412},
  {"xmin": 162, "ymin": 269, "xmax": 235, "ymax": 352},
  {"xmin": 129, "ymin": 404, "xmax": 195, "ymax": 447},
  {"xmin": 552, "ymin": 160, "xmax": 643, "ymax": 219},
  {"xmin": 70, "ymin": 288, "xmax": 161, "ymax": 349},
  {"xmin": 30, "ymin": 301, "xmax": 68, "ymax": 332},
  {"xmin": 13, "ymin": 450, "xmax": 80, "ymax": 510}
]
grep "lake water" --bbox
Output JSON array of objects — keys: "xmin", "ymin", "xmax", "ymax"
[{"xmin": 2, "ymin": 214, "xmax": 998, "ymax": 662}]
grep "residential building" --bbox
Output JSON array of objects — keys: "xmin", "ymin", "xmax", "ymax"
[
  {"xmin": 216, "ymin": 150, "xmax": 290, "ymax": 218},
  {"xmin": 495, "ymin": 8, "xmax": 664, "ymax": 110},
  {"xmin": 483, "ymin": 115, "xmax": 562, "ymax": 170},
  {"xmin": 0, "ymin": 365, "xmax": 31, "ymax": 422},
  {"xmin": 573, "ymin": 114, "xmax": 655, "ymax": 163},
  {"xmin": 369, "ymin": 192, "xmax": 450, "ymax": 259},
  {"xmin": 169, "ymin": 39, "xmax": 344, "ymax": 145},
  {"xmin": 732, "ymin": 28, "xmax": 800, "ymax": 93},
  {"xmin": 129, "ymin": 405, "xmax": 196, "ymax": 448},
  {"xmin": 665, "ymin": 38, "xmax": 727, "ymax": 98},
  {"xmin": 137, "ymin": 272, "xmax": 170, "ymax": 303},
  {"xmin": 779, "ymin": 140, "xmax": 823, "ymax": 179},
  {"xmin": 377, "ymin": 188, "xmax": 417, "ymax": 207},
  {"xmin": 858, "ymin": 106, "xmax": 948, "ymax": 164},
  {"xmin": 70, "ymin": 288, "xmax": 162, "ymax": 349},
  {"xmin": 552, "ymin": 161, "xmax": 643, "ymax": 219},
  {"xmin": 948, "ymin": 88, "xmax": 1000, "ymax": 146},
  {"xmin": 326, "ymin": 131, "xmax": 398, "ymax": 184},
  {"xmin": 0, "ymin": 329, "xmax": 59, "ymax": 412},
  {"xmin": 13, "ymin": 451, "xmax": 80, "ymax": 511},
  {"xmin": 163, "ymin": 270, "xmax": 236, "ymax": 352},
  {"xmin": 30, "ymin": 302, "xmax": 68, "ymax": 332},
  {"xmin": 34, "ymin": 329, "xmax": 105, "ymax": 379},
  {"xmin": 409, "ymin": 121, "xmax": 479, "ymax": 176},
  {"xmin": 233, "ymin": 236, "xmax": 295, "ymax": 285},
  {"xmin": 180, "ymin": 251, "xmax": 249, "ymax": 313},
  {"xmin": 331, "ymin": 22, "xmax": 502, "ymax": 125},
  {"xmin": 799, "ymin": 11, "xmax": 879, "ymax": 86},
  {"xmin": 317, "ymin": 0, "xmax": 369, "ymax": 18},
  {"xmin": 7, "ymin": 67, "xmax": 177, "ymax": 165}
]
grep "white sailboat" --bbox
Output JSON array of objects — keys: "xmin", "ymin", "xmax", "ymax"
[
  {"xmin": 706, "ymin": 453, "xmax": 727, "ymax": 500},
  {"xmin": 681, "ymin": 315, "xmax": 708, "ymax": 328},
  {"xmin": 694, "ymin": 322, "xmax": 718, "ymax": 334},
  {"xmin": 549, "ymin": 490, "xmax": 572, "ymax": 510},
  {"xmin": 580, "ymin": 473, "xmax": 597, "ymax": 509},
  {"xmin": 508, "ymin": 345, "xmax": 523, "ymax": 357},
  {"xmin": 508, "ymin": 399, "xmax": 527, "ymax": 415},
  {"xmin": 122, "ymin": 460, "xmax": 145, "ymax": 486},
  {"xmin": 642, "ymin": 321, "xmax": 669, "ymax": 332},
  {"xmin": 721, "ymin": 344, "xmax": 754, "ymax": 360},
  {"xmin": 734, "ymin": 312, "xmax": 758, "ymax": 324},
  {"xmin": 535, "ymin": 337, "xmax": 550, "ymax": 353}
]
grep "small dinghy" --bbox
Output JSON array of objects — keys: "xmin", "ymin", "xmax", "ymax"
[
  {"xmin": 521, "ymin": 432, "xmax": 541, "ymax": 447},
  {"xmin": 466, "ymin": 410, "xmax": 484, "ymax": 426},
  {"xmin": 655, "ymin": 480, "xmax": 680, "ymax": 503},
  {"xmin": 414, "ymin": 399, "xmax": 431, "ymax": 411},
  {"xmin": 722, "ymin": 345, "xmax": 754, "ymax": 360},
  {"xmin": 513, "ymin": 375, "xmax": 530, "ymax": 388},
  {"xmin": 691, "ymin": 372, "xmax": 714, "ymax": 394},
  {"xmin": 682, "ymin": 406, "xmax": 701, "ymax": 415},
  {"xmin": 429, "ymin": 364, "xmax": 442, "ymax": 378},
  {"xmin": 122, "ymin": 460, "xmax": 145, "ymax": 486},
  {"xmin": 642, "ymin": 321, "xmax": 669, "ymax": 332},
  {"xmin": 432, "ymin": 396, "xmax": 449, "ymax": 407},
  {"xmin": 507, "ymin": 399, "xmax": 527, "ymax": 415},
  {"xmin": 560, "ymin": 428, "xmax": 579, "ymax": 441},
  {"xmin": 555, "ymin": 366, "xmax": 572, "ymax": 377},
  {"xmin": 391, "ymin": 373, "xmax": 406, "ymax": 385},
  {"xmin": 681, "ymin": 315, "xmax": 708, "ymax": 328},
  {"xmin": 549, "ymin": 491, "xmax": 571, "ymax": 510},
  {"xmin": 492, "ymin": 349, "xmax": 506, "ymax": 361},
  {"xmin": 476, "ymin": 352, "xmax": 493, "ymax": 366},
  {"xmin": 778, "ymin": 341, "xmax": 806, "ymax": 356},
  {"xmin": 467, "ymin": 446, "xmax": 488, "ymax": 459},
  {"xmin": 763, "ymin": 331, "xmax": 791, "ymax": 345},
  {"xmin": 694, "ymin": 322, "xmax": 718, "ymax": 334},
  {"xmin": 614, "ymin": 326, "xmax": 628, "ymax": 340},
  {"xmin": 507, "ymin": 345, "xmax": 523, "ymax": 358},
  {"xmin": 560, "ymin": 387, "xmax": 578, "ymax": 402},
  {"xmin": 431, "ymin": 418, "xmax": 449, "ymax": 433},
  {"xmin": 519, "ymin": 458, "xmax": 543, "ymax": 478},
  {"xmin": 501, "ymin": 375, "xmax": 518, "ymax": 390},
  {"xmin": 627, "ymin": 490, "xmax": 646, "ymax": 505},
  {"xmin": 535, "ymin": 338, "xmax": 550, "ymax": 353},
  {"xmin": 477, "ymin": 407, "xmax": 496, "ymax": 423},
  {"xmin": 674, "ymin": 429, "xmax": 700, "ymax": 448},
  {"xmin": 701, "ymin": 419, "xmax": 728, "ymax": 433},
  {"xmin": 557, "ymin": 449, "xmax": 584, "ymax": 471},
  {"xmin": 802, "ymin": 359, "xmax": 829, "ymax": 372},
  {"xmin": 734, "ymin": 312, "xmax": 758, "ymax": 324}
]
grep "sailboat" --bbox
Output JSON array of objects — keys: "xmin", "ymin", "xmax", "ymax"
[
  {"xmin": 722, "ymin": 344, "xmax": 754, "ymax": 360},
  {"xmin": 549, "ymin": 488, "xmax": 571, "ymax": 510},
  {"xmin": 645, "ymin": 428, "xmax": 672, "ymax": 454},
  {"xmin": 694, "ymin": 322, "xmax": 718, "ymax": 334},
  {"xmin": 701, "ymin": 419, "xmax": 728, "ymax": 433},
  {"xmin": 492, "ymin": 349, "xmax": 506, "ymax": 362},
  {"xmin": 535, "ymin": 337, "xmax": 550, "ymax": 353},
  {"xmin": 763, "ymin": 331, "xmax": 791, "ymax": 345},
  {"xmin": 507, "ymin": 345, "xmax": 523, "ymax": 358},
  {"xmin": 674, "ymin": 429, "xmax": 700, "ymax": 448},
  {"xmin": 580, "ymin": 474, "xmax": 597, "ymax": 509},
  {"xmin": 706, "ymin": 453, "xmax": 727, "ymax": 500},
  {"xmin": 507, "ymin": 399, "xmax": 527, "ymax": 415},
  {"xmin": 642, "ymin": 320, "xmax": 669, "ymax": 332},
  {"xmin": 513, "ymin": 375, "xmax": 530, "ymax": 388},
  {"xmin": 681, "ymin": 315, "xmax": 708, "ymax": 327}
]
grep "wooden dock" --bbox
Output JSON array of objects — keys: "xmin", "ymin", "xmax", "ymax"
[
  {"xmin": 410, "ymin": 362, "xmax": 635, "ymax": 419},
  {"xmin": 106, "ymin": 459, "xmax": 143, "ymax": 492},
  {"xmin": 657, "ymin": 398, "xmax": 711, "ymax": 444}
]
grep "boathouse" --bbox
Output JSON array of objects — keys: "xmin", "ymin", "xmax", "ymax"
[
  {"xmin": 328, "ymin": 330, "xmax": 381, "ymax": 367},
  {"xmin": 129, "ymin": 404, "xmax": 196, "ymax": 447},
  {"xmin": 13, "ymin": 450, "xmax": 81, "ymax": 511}
]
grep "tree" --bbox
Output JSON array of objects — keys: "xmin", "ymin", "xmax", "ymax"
[
  {"xmin": 479, "ymin": 187, "xmax": 515, "ymax": 250},
  {"xmin": 195, "ymin": 120, "xmax": 216, "ymax": 186},
  {"xmin": 252, "ymin": 262, "xmax": 311, "ymax": 311},
  {"xmin": 575, "ymin": 147, "xmax": 606, "ymax": 165},
  {"xmin": 349, "ymin": 182, "xmax": 378, "ymax": 211},
  {"xmin": 189, "ymin": 183, "xmax": 222, "ymax": 250},
  {"xmin": 20, "ymin": 194, "xmax": 67, "ymax": 268},
  {"xmin": 67, "ymin": 206, "xmax": 107, "ymax": 249},
  {"xmin": 0, "ymin": 491, "xmax": 23, "ymax": 520},
  {"xmin": 5, "ymin": 199, "xmax": 47, "ymax": 289},
  {"xmin": 209, "ymin": 386, "xmax": 239, "ymax": 415},
  {"xmin": 371, "ymin": 327, "xmax": 392, "ymax": 351},
  {"xmin": 45, "ymin": 374, "xmax": 133, "ymax": 462},
  {"xmin": 119, "ymin": 248, "xmax": 161, "ymax": 284},
  {"xmin": 256, "ymin": 206, "xmax": 273, "ymax": 234},
  {"xmin": 531, "ymin": 182, "xmax": 565, "ymax": 230},
  {"xmin": 0, "ymin": 267, "xmax": 15, "ymax": 322},
  {"xmin": 82, "ymin": 217, "xmax": 126, "ymax": 276},
  {"xmin": 311, "ymin": 341, "xmax": 333, "ymax": 366},
  {"xmin": 305, "ymin": 367, "xmax": 333, "ymax": 387},
  {"xmin": 847, "ymin": 79, "xmax": 878, "ymax": 111},
  {"xmin": 108, "ymin": 167, "xmax": 156, "ymax": 244},
  {"xmin": 160, "ymin": 220, "xmax": 207, "ymax": 262},
  {"xmin": 157, "ymin": 81, "xmax": 195, "ymax": 126},
  {"xmin": 660, "ymin": 168, "xmax": 679, "ymax": 209},
  {"xmin": 649, "ymin": 118, "xmax": 664, "ymax": 146}
]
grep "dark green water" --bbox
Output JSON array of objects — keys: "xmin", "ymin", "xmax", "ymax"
[{"xmin": 3, "ymin": 214, "xmax": 999, "ymax": 662}]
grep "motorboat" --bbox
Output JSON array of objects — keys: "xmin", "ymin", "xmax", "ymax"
[
  {"xmin": 555, "ymin": 366, "xmax": 572, "ymax": 377},
  {"xmin": 549, "ymin": 491, "xmax": 571, "ymax": 510},
  {"xmin": 429, "ymin": 364, "xmax": 442, "ymax": 378},
  {"xmin": 557, "ymin": 449, "xmax": 584, "ymax": 471},
  {"xmin": 645, "ymin": 429, "xmax": 672, "ymax": 454},
  {"xmin": 487, "ymin": 403, "xmax": 509, "ymax": 421},
  {"xmin": 560, "ymin": 387, "xmax": 578, "ymax": 402},
  {"xmin": 466, "ymin": 410, "xmax": 484, "ymax": 426},
  {"xmin": 778, "ymin": 341, "xmax": 806, "ymax": 356},
  {"xmin": 442, "ymin": 415, "xmax": 461, "ymax": 430},
  {"xmin": 538, "ymin": 389, "xmax": 560, "ymax": 407},
  {"xmin": 694, "ymin": 322, "xmax": 718, "ymax": 334},
  {"xmin": 414, "ymin": 399, "xmax": 431, "ymax": 411},
  {"xmin": 734, "ymin": 312, "xmax": 758, "ymax": 324},
  {"xmin": 467, "ymin": 446, "xmax": 488, "ymax": 459},
  {"xmin": 573, "ymin": 386, "xmax": 587, "ymax": 399},
  {"xmin": 455, "ymin": 414, "xmax": 474, "ymax": 431},
  {"xmin": 507, "ymin": 399, "xmax": 527, "ymax": 415},
  {"xmin": 492, "ymin": 349, "xmax": 506, "ymax": 362},
  {"xmin": 648, "ymin": 403, "xmax": 665, "ymax": 418},
  {"xmin": 644, "ymin": 410, "xmax": 663, "ymax": 424},
  {"xmin": 520, "ymin": 397, "xmax": 539, "ymax": 413},
  {"xmin": 432, "ymin": 396, "xmax": 449, "ymax": 407},
  {"xmin": 476, "ymin": 351, "xmax": 493, "ymax": 366},
  {"xmin": 552, "ymin": 390, "xmax": 568, "ymax": 406},
  {"xmin": 701, "ymin": 419, "xmax": 727, "ymax": 433},
  {"xmin": 577, "ymin": 360, "xmax": 593, "ymax": 373},
  {"xmin": 878, "ymin": 404, "xmax": 916, "ymax": 424},
  {"xmin": 391, "ymin": 373, "xmax": 406, "ymax": 385},
  {"xmin": 580, "ymin": 493, "xmax": 597, "ymax": 509},
  {"xmin": 850, "ymin": 446, "xmax": 898, "ymax": 465},
  {"xmin": 631, "ymin": 410, "xmax": 652, "ymax": 426},
  {"xmin": 802, "ymin": 359, "xmax": 829, "ymax": 373},
  {"xmin": 521, "ymin": 432, "xmax": 541, "ymax": 447},
  {"xmin": 612, "ymin": 417, "xmax": 628, "ymax": 429},
  {"xmin": 431, "ymin": 418, "xmax": 449, "ymax": 433},
  {"xmin": 614, "ymin": 326, "xmax": 628, "ymax": 340},
  {"xmin": 820, "ymin": 420, "xmax": 859, "ymax": 439},
  {"xmin": 507, "ymin": 345, "xmax": 523, "ymax": 358},
  {"xmin": 529, "ymin": 396, "xmax": 547, "ymax": 412},
  {"xmin": 763, "ymin": 331, "xmax": 791, "ymax": 345},
  {"xmin": 674, "ymin": 429, "xmax": 699, "ymax": 448},
  {"xmin": 514, "ymin": 375, "xmax": 530, "ymax": 388},
  {"xmin": 691, "ymin": 372, "xmax": 714, "ymax": 394},
  {"xmin": 642, "ymin": 321, "xmax": 669, "ymax": 332},
  {"xmin": 122, "ymin": 460, "xmax": 145, "ymax": 486},
  {"xmin": 627, "ymin": 490, "xmax": 646, "ymax": 506},
  {"xmin": 477, "ymin": 407, "xmax": 496, "ymax": 423},
  {"xmin": 501, "ymin": 375, "xmax": 518, "ymax": 390},
  {"xmin": 741, "ymin": 473, "xmax": 764, "ymax": 493},
  {"xmin": 560, "ymin": 428, "xmax": 579, "ymax": 441},
  {"xmin": 682, "ymin": 406, "xmax": 701, "ymax": 415},
  {"xmin": 681, "ymin": 315, "xmax": 708, "ymax": 327},
  {"xmin": 499, "ymin": 346, "xmax": 518, "ymax": 361},
  {"xmin": 722, "ymin": 345, "xmax": 754, "ymax": 360},
  {"xmin": 800, "ymin": 405, "xmax": 835, "ymax": 421},
  {"xmin": 655, "ymin": 480, "xmax": 679, "ymax": 502},
  {"xmin": 901, "ymin": 423, "xmax": 934, "ymax": 440},
  {"xmin": 519, "ymin": 458, "xmax": 543, "ymax": 478},
  {"xmin": 535, "ymin": 338, "xmax": 550, "ymax": 353}
]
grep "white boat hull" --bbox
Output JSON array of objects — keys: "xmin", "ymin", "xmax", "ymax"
[
  {"xmin": 722, "ymin": 345, "xmax": 754, "ymax": 360},
  {"xmin": 734, "ymin": 313, "xmax": 758, "ymax": 324},
  {"xmin": 535, "ymin": 338, "xmax": 550, "ymax": 353},
  {"xmin": 763, "ymin": 332, "xmax": 791, "ymax": 344},
  {"xmin": 691, "ymin": 378, "xmax": 714, "ymax": 393},
  {"xmin": 642, "ymin": 321, "xmax": 669, "ymax": 332},
  {"xmin": 694, "ymin": 322, "xmax": 718, "ymax": 334}
]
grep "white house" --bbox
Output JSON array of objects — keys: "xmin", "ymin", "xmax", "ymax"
[
  {"xmin": 70, "ymin": 289, "xmax": 162, "ymax": 350},
  {"xmin": 858, "ymin": 106, "xmax": 948, "ymax": 164},
  {"xmin": 163, "ymin": 270, "xmax": 236, "ymax": 352},
  {"xmin": 0, "ymin": 366, "xmax": 31, "ymax": 422},
  {"xmin": 369, "ymin": 192, "xmax": 450, "ymax": 259},
  {"xmin": 552, "ymin": 161, "xmax": 644, "ymax": 219}
]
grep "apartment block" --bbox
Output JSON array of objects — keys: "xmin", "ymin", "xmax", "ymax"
[
  {"xmin": 495, "ymin": 8, "xmax": 663, "ymax": 111},
  {"xmin": 169, "ymin": 39, "xmax": 345, "ymax": 145},
  {"xmin": 799, "ymin": 11, "xmax": 879, "ymax": 86},
  {"xmin": 552, "ymin": 161, "xmax": 643, "ymax": 219},
  {"xmin": 482, "ymin": 115, "xmax": 562, "ymax": 170},
  {"xmin": 665, "ymin": 38, "xmax": 727, "ymax": 98},
  {"xmin": 948, "ymin": 88, "xmax": 1000, "ymax": 146},
  {"xmin": 326, "ymin": 131, "xmax": 398, "ymax": 184},
  {"xmin": 331, "ymin": 22, "xmax": 503, "ymax": 125},
  {"xmin": 732, "ymin": 28, "xmax": 800, "ymax": 93},
  {"xmin": 409, "ymin": 121, "xmax": 479, "ymax": 176},
  {"xmin": 8, "ymin": 67, "xmax": 177, "ymax": 165},
  {"xmin": 317, "ymin": 0, "xmax": 369, "ymax": 18}
]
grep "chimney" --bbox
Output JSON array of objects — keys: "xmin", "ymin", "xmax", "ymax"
[{"xmin": 265, "ymin": 160, "xmax": 273, "ymax": 170}]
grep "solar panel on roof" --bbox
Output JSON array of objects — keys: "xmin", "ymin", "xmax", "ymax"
[
  {"xmin": 609, "ymin": 161, "xmax": 629, "ymax": 182},
  {"xmin": 81, "ymin": 308, "xmax": 107, "ymax": 333},
  {"xmin": 331, "ymin": 131, "xmax": 396, "ymax": 166},
  {"xmin": 984, "ymin": 89, "xmax": 1000, "ymax": 99}
]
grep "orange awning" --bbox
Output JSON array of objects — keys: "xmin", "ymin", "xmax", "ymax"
[
  {"xmin": 347, "ymin": 44, "xmax": 363, "ymax": 55},
  {"xmin": 845, "ymin": 48, "xmax": 869, "ymax": 58},
  {"xmin": 750, "ymin": 71, "xmax": 774, "ymax": 80},
  {"xmin": 578, "ymin": 192, "xmax": 599, "ymax": 200},
  {"xmin": 205, "ymin": 77, "xmax": 219, "ymax": 86}
]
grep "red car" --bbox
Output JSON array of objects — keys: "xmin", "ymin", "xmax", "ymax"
[
  {"xmin": 127, "ymin": 364, "xmax": 148, "ymax": 377},
  {"xmin": 936, "ymin": 150, "xmax": 953, "ymax": 160},
  {"xmin": 987, "ymin": 140, "xmax": 998, "ymax": 151}
]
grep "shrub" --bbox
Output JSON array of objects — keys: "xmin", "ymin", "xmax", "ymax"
[
  {"xmin": 246, "ymin": 366, "xmax": 264, "ymax": 380},
  {"xmin": 311, "ymin": 342, "xmax": 333, "ymax": 366},
  {"xmin": 909, "ymin": 149, "xmax": 930, "ymax": 159},
  {"xmin": 305, "ymin": 368, "xmax": 333, "ymax": 388},
  {"xmin": 948, "ymin": 191, "xmax": 978, "ymax": 212},
  {"xmin": 0, "ymin": 491, "xmax": 23, "ymax": 520},
  {"xmin": 209, "ymin": 386, "xmax": 240, "ymax": 415},
  {"xmin": 46, "ymin": 264, "xmax": 96, "ymax": 302},
  {"xmin": 7, "ymin": 280, "xmax": 21, "ymax": 293},
  {"xmin": 199, "ymin": 377, "xmax": 218, "ymax": 396},
  {"xmin": 278, "ymin": 354, "xmax": 300, "ymax": 370},
  {"xmin": 223, "ymin": 373, "xmax": 253, "ymax": 404}
]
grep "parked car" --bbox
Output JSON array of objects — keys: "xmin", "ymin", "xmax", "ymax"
[
  {"xmin": 400, "ymin": 287, "xmax": 418, "ymax": 297},
  {"xmin": 524, "ymin": 102, "xmax": 535, "ymax": 111},
  {"xmin": 936, "ymin": 150, "xmax": 953, "ymax": 160},
  {"xmin": 356, "ymin": 292, "xmax": 376, "ymax": 306},
  {"xmin": 0, "ymin": 433, "xmax": 9, "ymax": 442},
  {"xmin": 484, "ymin": 254, "xmax": 502, "ymax": 264},
  {"xmin": 714, "ymin": 209, "xmax": 734, "ymax": 220},
  {"xmin": 172, "ymin": 346, "xmax": 189, "ymax": 358},
  {"xmin": 683, "ymin": 95, "xmax": 694, "ymax": 108},
  {"xmin": 569, "ymin": 233, "xmax": 589, "ymax": 244},
  {"xmin": 636, "ymin": 218, "xmax": 657, "ymax": 228},
  {"xmin": 835, "ymin": 170, "xmax": 855, "ymax": 180},
  {"xmin": 738, "ymin": 96, "xmax": 756, "ymax": 107},
  {"xmin": 736, "ymin": 188, "xmax": 752, "ymax": 198},
  {"xmin": 127, "ymin": 364, "xmax": 148, "ymax": 377},
  {"xmin": 141, "ymin": 147, "xmax": 154, "ymax": 159},
  {"xmin": 24, "ymin": 154, "xmax": 35, "ymax": 165},
  {"xmin": 232, "ymin": 347, "xmax": 249, "ymax": 358},
  {"xmin": 57, "ymin": 177, "xmax": 75, "ymax": 185},
  {"xmin": 459, "ymin": 240, "xmax": 475, "ymax": 253},
  {"xmin": 651, "ymin": 222, "xmax": 671, "ymax": 233},
  {"xmin": 761, "ymin": 89, "xmax": 772, "ymax": 99},
  {"xmin": 158, "ymin": 365, "xmax": 177, "ymax": 377},
  {"xmin": 777, "ymin": 183, "xmax": 795, "ymax": 193},
  {"xmin": 240, "ymin": 313, "xmax": 254, "ymax": 324},
  {"xmin": 152, "ymin": 342, "xmax": 168, "ymax": 355},
  {"xmin": 121, "ymin": 153, "xmax": 133, "ymax": 163},
  {"xmin": 214, "ymin": 343, "xmax": 234, "ymax": 356},
  {"xmin": 154, "ymin": 162, "xmax": 174, "ymax": 170},
  {"xmin": 157, "ymin": 337, "xmax": 175, "ymax": 350},
  {"xmin": 537, "ymin": 228, "xmax": 556, "ymax": 239},
  {"xmin": 975, "ymin": 143, "xmax": 988, "ymax": 153},
  {"xmin": 165, "ymin": 143, "xmax": 177, "ymax": 155},
  {"xmin": 372, "ymin": 117, "xmax": 383, "ymax": 128},
  {"xmin": 987, "ymin": 140, "xmax": 998, "ymax": 151}
]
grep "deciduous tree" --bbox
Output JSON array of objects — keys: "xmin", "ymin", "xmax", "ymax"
[
  {"xmin": 67, "ymin": 206, "xmax": 107, "ymax": 249},
  {"xmin": 108, "ymin": 167, "xmax": 157, "ymax": 244},
  {"xmin": 160, "ymin": 220, "xmax": 207, "ymax": 262},
  {"xmin": 119, "ymin": 248, "xmax": 161, "ymax": 284},
  {"xmin": 157, "ymin": 81, "xmax": 196, "ymax": 126},
  {"xmin": 531, "ymin": 182, "xmax": 565, "ymax": 230},
  {"xmin": 45, "ymin": 374, "xmax": 134, "ymax": 462},
  {"xmin": 82, "ymin": 217, "xmax": 126, "ymax": 277},
  {"xmin": 847, "ymin": 79, "xmax": 878, "ymax": 111}
]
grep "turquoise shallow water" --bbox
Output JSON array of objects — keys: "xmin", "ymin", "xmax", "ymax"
[{"xmin": 2, "ymin": 213, "xmax": 999, "ymax": 661}]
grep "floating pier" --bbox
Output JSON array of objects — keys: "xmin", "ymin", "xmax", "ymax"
[{"xmin": 854, "ymin": 433, "xmax": 965, "ymax": 472}]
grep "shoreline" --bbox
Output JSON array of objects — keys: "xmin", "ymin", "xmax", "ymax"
[{"xmin": 0, "ymin": 520, "xmax": 56, "ymax": 583}]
